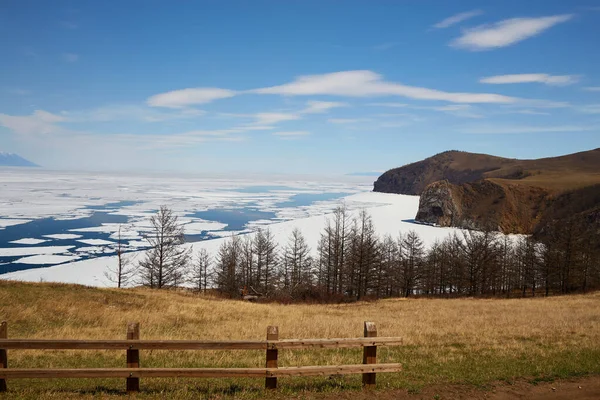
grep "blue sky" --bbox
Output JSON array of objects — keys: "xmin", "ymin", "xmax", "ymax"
[{"xmin": 1, "ymin": 0, "xmax": 599, "ymax": 174}]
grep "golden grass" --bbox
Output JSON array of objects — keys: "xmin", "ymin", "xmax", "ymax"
[{"xmin": 1, "ymin": 280, "xmax": 600, "ymax": 399}]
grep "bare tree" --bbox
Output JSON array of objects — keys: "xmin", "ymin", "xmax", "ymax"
[
  {"xmin": 215, "ymin": 234, "xmax": 242, "ymax": 297},
  {"xmin": 400, "ymin": 230, "xmax": 424, "ymax": 297},
  {"xmin": 138, "ymin": 205, "xmax": 191, "ymax": 289},
  {"xmin": 253, "ymin": 228, "xmax": 278, "ymax": 294},
  {"xmin": 189, "ymin": 248, "xmax": 211, "ymax": 293},
  {"xmin": 282, "ymin": 228, "xmax": 313, "ymax": 295},
  {"xmin": 104, "ymin": 224, "xmax": 136, "ymax": 288}
]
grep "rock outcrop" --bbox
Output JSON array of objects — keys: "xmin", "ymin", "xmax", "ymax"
[
  {"xmin": 415, "ymin": 180, "xmax": 461, "ymax": 227},
  {"xmin": 376, "ymin": 148, "xmax": 600, "ymax": 235}
]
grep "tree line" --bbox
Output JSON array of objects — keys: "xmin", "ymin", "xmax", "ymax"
[{"xmin": 109, "ymin": 205, "xmax": 600, "ymax": 300}]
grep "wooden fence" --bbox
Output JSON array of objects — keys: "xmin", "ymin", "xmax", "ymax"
[{"xmin": 0, "ymin": 321, "xmax": 402, "ymax": 393}]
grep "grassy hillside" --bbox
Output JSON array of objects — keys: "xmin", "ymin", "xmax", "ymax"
[{"xmin": 1, "ymin": 281, "xmax": 600, "ymax": 398}]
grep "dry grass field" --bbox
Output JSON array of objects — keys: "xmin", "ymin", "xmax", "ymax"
[{"xmin": 1, "ymin": 280, "xmax": 600, "ymax": 399}]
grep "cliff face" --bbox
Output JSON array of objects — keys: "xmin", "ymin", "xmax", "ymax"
[
  {"xmin": 376, "ymin": 148, "xmax": 600, "ymax": 234},
  {"xmin": 416, "ymin": 180, "xmax": 548, "ymax": 234},
  {"xmin": 414, "ymin": 180, "xmax": 462, "ymax": 227}
]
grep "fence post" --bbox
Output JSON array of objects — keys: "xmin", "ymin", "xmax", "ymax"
[
  {"xmin": 265, "ymin": 325, "xmax": 278, "ymax": 389},
  {"xmin": 126, "ymin": 322, "xmax": 140, "ymax": 393},
  {"xmin": 0, "ymin": 321, "xmax": 6, "ymax": 392},
  {"xmin": 362, "ymin": 321, "xmax": 377, "ymax": 388}
]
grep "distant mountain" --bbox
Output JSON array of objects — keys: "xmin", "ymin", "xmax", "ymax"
[
  {"xmin": 374, "ymin": 148, "xmax": 600, "ymax": 235},
  {"xmin": 0, "ymin": 152, "xmax": 39, "ymax": 167}
]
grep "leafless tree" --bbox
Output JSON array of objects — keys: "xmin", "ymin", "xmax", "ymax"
[
  {"xmin": 282, "ymin": 228, "xmax": 313, "ymax": 295},
  {"xmin": 104, "ymin": 224, "xmax": 136, "ymax": 288},
  {"xmin": 189, "ymin": 248, "xmax": 211, "ymax": 293},
  {"xmin": 137, "ymin": 205, "xmax": 191, "ymax": 289}
]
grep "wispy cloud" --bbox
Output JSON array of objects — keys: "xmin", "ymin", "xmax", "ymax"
[
  {"xmin": 253, "ymin": 113, "xmax": 300, "ymax": 125},
  {"xmin": 579, "ymin": 104, "xmax": 600, "ymax": 114},
  {"xmin": 301, "ymin": 100, "xmax": 347, "ymax": 114},
  {"xmin": 0, "ymin": 110, "xmax": 68, "ymax": 135},
  {"xmin": 480, "ymin": 73, "xmax": 579, "ymax": 86},
  {"xmin": 0, "ymin": 109, "xmax": 266, "ymax": 150},
  {"xmin": 367, "ymin": 102, "xmax": 409, "ymax": 108},
  {"xmin": 147, "ymin": 88, "xmax": 237, "ymax": 108},
  {"xmin": 62, "ymin": 104, "xmax": 205, "ymax": 123},
  {"xmin": 328, "ymin": 118, "xmax": 368, "ymax": 124},
  {"xmin": 433, "ymin": 10, "xmax": 483, "ymax": 29},
  {"xmin": 252, "ymin": 70, "xmax": 518, "ymax": 104},
  {"xmin": 62, "ymin": 53, "xmax": 79, "ymax": 62},
  {"xmin": 513, "ymin": 109, "xmax": 550, "ymax": 116},
  {"xmin": 451, "ymin": 14, "xmax": 573, "ymax": 51},
  {"xmin": 583, "ymin": 87, "xmax": 600, "ymax": 92}
]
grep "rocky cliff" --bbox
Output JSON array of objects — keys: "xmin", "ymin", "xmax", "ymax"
[{"xmin": 376, "ymin": 148, "xmax": 600, "ymax": 234}]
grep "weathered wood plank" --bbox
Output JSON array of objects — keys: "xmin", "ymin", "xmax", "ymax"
[
  {"xmin": 0, "ymin": 337, "xmax": 402, "ymax": 350},
  {"xmin": 265, "ymin": 325, "xmax": 278, "ymax": 389},
  {"xmin": 274, "ymin": 337, "xmax": 403, "ymax": 349},
  {"xmin": 126, "ymin": 322, "xmax": 140, "ymax": 393},
  {"xmin": 0, "ymin": 364, "xmax": 402, "ymax": 379},
  {"xmin": 362, "ymin": 321, "xmax": 377, "ymax": 388},
  {"xmin": 0, "ymin": 321, "xmax": 6, "ymax": 392},
  {"xmin": 0, "ymin": 340, "xmax": 269, "ymax": 350}
]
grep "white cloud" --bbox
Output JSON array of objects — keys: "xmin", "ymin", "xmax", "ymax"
[
  {"xmin": 147, "ymin": 88, "xmax": 237, "ymax": 108},
  {"xmin": 583, "ymin": 87, "xmax": 600, "ymax": 92},
  {"xmin": 451, "ymin": 14, "xmax": 573, "ymax": 50},
  {"xmin": 0, "ymin": 110, "xmax": 67, "ymax": 135},
  {"xmin": 428, "ymin": 104, "xmax": 483, "ymax": 118},
  {"xmin": 514, "ymin": 109, "xmax": 550, "ymax": 116},
  {"xmin": 579, "ymin": 104, "xmax": 600, "ymax": 114},
  {"xmin": 272, "ymin": 131, "xmax": 310, "ymax": 137},
  {"xmin": 367, "ymin": 102, "xmax": 409, "ymax": 108},
  {"xmin": 62, "ymin": 104, "xmax": 205, "ymax": 123},
  {"xmin": 253, "ymin": 112, "xmax": 300, "ymax": 125},
  {"xmin": 301, "ymin": 100, "xmax": 347, "ymax": 114},
  {"xmin": 461, "ymin": 125, "xmax": 597, "ymax": 134},
  {"xmin": 63, "ymin": 53, "xmax": 79, "ymax": 62},
  {"xmin": 433, "ymin": 10, "xmax": 483, "ymax": 29},
  {"xmin": 252, "ymin": 70, "xmax": 517, "ymax": 104},
  {"xmin": 480, "ymin": 73, "xmax": 579, "ymax": 86}
]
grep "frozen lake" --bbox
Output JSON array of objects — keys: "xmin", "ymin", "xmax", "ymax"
[{"xmin": 0, "ymin": 169, "xmax": 371, "ymax": 274}]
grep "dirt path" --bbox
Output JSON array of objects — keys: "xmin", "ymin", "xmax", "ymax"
[{"xmin": 309, "ymin": 376, "xmax": 600, "ymax": 400}]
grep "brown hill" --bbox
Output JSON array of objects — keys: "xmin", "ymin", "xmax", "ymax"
[
  {"xmin": 374, "ymin": 148, "xmax": 600, "ymax": 195},
  {"xmin": 375, "ymin": 149, "xmax": 600, "ymax": 234}
]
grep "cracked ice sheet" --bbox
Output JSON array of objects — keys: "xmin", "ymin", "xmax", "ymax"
[
  {"xmin": 0, "ymin": 246, "xmax": 75, "ymax": 257},
  {"xmin": 43, "ymin": 234, "xmax": 83, "ymax": 240},
  {"xmin": 0, "ymin": 168, "xmax": 371, "ymax": 223},
  {"xmin": 182, "ymin": 220, "xmax": 228, "ymax": 235},
  {"xmin": 9, "ymin": 238, "xmax": 49, "ymax": 245},
  {"xmin": 15, "ymin": 254, "xmax": 80, "ymax": 265},
  {"xmin": 0, "ymin": 219, "xmax": 32, "ymax": 229},
  {"xmin": 77, "ymin": 239, "xmax": 115, "ymax": 246}
]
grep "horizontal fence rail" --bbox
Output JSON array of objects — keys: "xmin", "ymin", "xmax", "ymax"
[
  {"xmin": 0, "ymin": 337, "xmax": 403, "ymax": 350},
  {"xmin": 0, "ymin": 320, "xmax": 402, "ymax": 393},
  {"xmin": 0, "ymin": 364, "xmax": 403, "ymax": 379}
]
